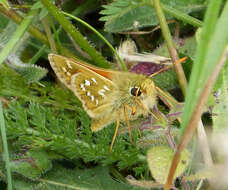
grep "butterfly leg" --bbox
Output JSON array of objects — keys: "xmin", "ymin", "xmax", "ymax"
[
  {"xmin": 110, "ymin": 111, "xmax": 120, "ymax": 152},
  {"xmin": 124, "ymin": 104, "xmax": 134, "ymax": 145}
]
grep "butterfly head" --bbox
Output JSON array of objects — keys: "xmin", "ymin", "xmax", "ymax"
[{"xmin": 113, "ymin": 73, "xmax": 157, "ymax": 111}]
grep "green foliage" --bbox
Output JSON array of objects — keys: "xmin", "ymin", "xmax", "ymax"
[
  {"xmin": 152, "ymin": 59, "xmax": 192, "ymax": 90},
  {"xmin": 0, "ymin": 13, "xmax": 8, "ymax": 29},
  {"xmin": 4, "ymin": 100, "xmax": 133, "ymax": 165},
  {"xmin": 147, "ymin": 146, "xmax": 190, "ymax": 184},
  {"xmin": 0, "ymin": 0, "xmax": 228, "ymax": 189},
  {"xmin": 10, "ymin": 150, "xmax": 52, "ymax": 180},
  {"xmin": 0, "ymin": 7, "xmax": 38, "ymax": 66},
  {"xmin": 0, "ymin": 65, "xmax": 32, "ymax": 99},
  {"xmin": 40, "ymin": 0, "xmax": 111, "ymax": 68},
  {"xmin": 212, "ymin": 60, "xmax": 228, "ymax": 132},
  {"xmin": 183, "ymin": 169, "xmax": 213, "ymax": 182},
  {"xmin": 0, "ymin": 65, "xmax": 81, "ymax": 109},
  {"xmin": 7, "ymin": 55, "xmax": 48, "ymax": 83},
  {"xmin": 137, "ymin": 128, "xmax": 179, "ymax": 148},
  {"xmin": 0, "ymin": 0, "xmax": 9, "ymax": 10},
  {"xmin": 12, "ymin": 163, "xmax": 137, "ymax": 190},
  {"xmin": 100, "ymin": 0, "xmax": 205, "ymax": 32},
  {"xmin": 179, "ymin": 0, "xmax": 228, "ymax": 137}
]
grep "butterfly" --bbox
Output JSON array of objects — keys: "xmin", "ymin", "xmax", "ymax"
[{"xmin": 48, "ymin": 54, "xmax": 157, "ymax": 150}]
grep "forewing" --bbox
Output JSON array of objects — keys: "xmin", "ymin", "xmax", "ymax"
[
  {"xmin": 71, "ymin": 72, "xmax": 115, "ymax": 118},
  {"xmin": 48, "ymin": 54, "xmax": 116, "ymax": 118}
]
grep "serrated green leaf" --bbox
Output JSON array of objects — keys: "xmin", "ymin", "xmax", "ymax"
[
  {"xmin": 100, "ymin": 6, "xmax": 123, "ymax": 15},
  {"xmin": 147, "ymin": 146, "xmax": 190, "ymax": 184},
  {"xmin": 104, "ymin": 5, "xmax": 158, "ymax": 33},
  {"xmin": 100, "ymin": 0, "xmax": 205, "ymax": 33},
  {"xmin": 99, "ymin": 15, "xmax": 115, "ymax": 22},
  {"xmin": 7, "ymin": 55, "xmax": 48, "ymax": 83}
]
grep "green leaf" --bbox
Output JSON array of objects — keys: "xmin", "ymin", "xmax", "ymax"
[
  {"xmin": 0, "ymin": 7, "xmax": 38, "ymax": 65},
  {"xmin": 42, "ymin": 164, "xmax": 133, "ymax": 190},
  {"xmin": 100, "ymin": 0, "xmax": 205, "ymax": 33},
  {"xmin": 10, "ymin": 150, "xmax": 52, "ymax": 180},
  {"xmin": 147, "ymin": 146, "xmax": 190, "ymax": 184},
  {"xmin": 0, "ymin": 0, "xmax": 9, "ymax": 10},
  {"xmin": 183, "ymin": 169, "xmax": 213, "ymax": 181},
  {"xmin": 39, "ymin": 7, "xmax": 49, "ymax": 20},
  {"xmin": 31, "ymin": 1, "xmax": 43, "ymax": 10},
  {"xmin": 12, "ymin": 164, "xmax": 136, "ymax": 190},
  {"xmin": 12, "ymin": 63, "xmax": 47, "ymax": 83},
  {"xmin": 0, "ymin": 12, "xmax": 9, "ymax": 29}
]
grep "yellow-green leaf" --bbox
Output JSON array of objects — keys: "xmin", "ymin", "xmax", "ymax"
[{"xmin": 147, "ymin": 146, "xmax": 190, "ymax": 184}]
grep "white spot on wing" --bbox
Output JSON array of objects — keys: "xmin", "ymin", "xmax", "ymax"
[
  {"xmin": 87, "ymin": 91, "xmax": 91, "ymax": 96},
  {"xmin": 104, "ymin": 85, "xmax": 110, "ymax": 91},
  {"xmin": 91, "ymin": 78, "xmax": 97, "ymax": 84},
  {"xmin": 66, "ymin": 59, "xmax": 72, "ymax": 69},
  {"xmin": 98, "ymin": 89, "xmax": 105, "ymax": 97},
  {"xmin": 80, "ymin": 83, "xmax": 86, "ymax": 91},
  {"xmin": 96, "ymin": 99, "xmax": 99, "ymax": 105},
  {"xmin": 84, "ymin": 80, "xmax": 90, "ymax": 86},
  {"xmin": 62, "ymin": 67, "xmax": 67, "ymax": 72},
  {"xmin": 91, "ymin": 95, "xmax": 94, "ymax": 101}
]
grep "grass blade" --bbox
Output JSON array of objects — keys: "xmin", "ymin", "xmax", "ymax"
[
  {"xmin": 0, "ymin": 100, "xmax": 12, "ymax": 190},
  {"xmin": 0, "ymin": 8, "xmax": 38, "ymax": 65}
]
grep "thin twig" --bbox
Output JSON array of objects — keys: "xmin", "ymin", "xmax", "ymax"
[
  {"xmin": 41, "ymin": 16, "xmax": 57, "ymax": 53},
  {"xmin": 152, "ymin": 0, "xmax": 188, "ymax": 96}
]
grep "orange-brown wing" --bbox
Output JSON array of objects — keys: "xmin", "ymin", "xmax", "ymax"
[
  {"xmin": 48, "ymin": 54, "xmax": 116, "ymax": 118},
  {"xmin": 71, "ymin": 71, "xmax": 115, "ymax": 118}
]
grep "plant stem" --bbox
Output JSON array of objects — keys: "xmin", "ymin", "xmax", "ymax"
[
  {"xmin": 152, "ymin": 0, "xmax": 188, "ymax": 96},
  {"xmin": 41, "ymin": 16, "xmax": 57, "ymax": 53},
  {"xmin": 0, "ymin": 5, "xmax": 86, "ymax": 59},
  {"xmin": 162, "ymin": 4, "xmax": 203, "ymax": 28},
  {"xmin": 0, "ymin": 6, "xmax": 48, "ymax": 45},
  {"xmin": 28, "ymin": 45, "xmax": 47, "ymax": 64},
  {"xmin": 0, "ymin": 7, "xmax": 38, "ymax": 65},
  {"xmin": 0, "ymin": 100, "xmax": 12, "ymax": 190},
  {"xmin": 40, "ymin": 0, "xmax": 110, "ymax": 68},
  {"xmin": 62, "ymin": 11, "xmax": 127, "ymax": 71}
]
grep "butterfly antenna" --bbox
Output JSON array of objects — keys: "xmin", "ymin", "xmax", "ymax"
[
  {"xmin": 148, "ymin": 57, "xmax": 187, "ymax": 78},
  {"xmin": 110, "ymin": 111, "xmax": 120, "ymax": 152}
]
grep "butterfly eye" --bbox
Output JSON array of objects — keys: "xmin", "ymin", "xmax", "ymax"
[{"xmin": 130, "ymin": 87, "xmax": 142, "ymax": 97}]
